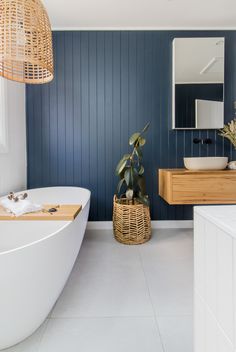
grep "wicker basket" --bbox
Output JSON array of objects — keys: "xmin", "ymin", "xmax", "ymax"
[{"xmin": 113, "ymin": 195, "xmax": 151, "ymax": 245}]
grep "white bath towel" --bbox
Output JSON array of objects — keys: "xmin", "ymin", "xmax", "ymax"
[{"xmin": 0, "ymin": 198, "xmax": 42, "ymax": 217}]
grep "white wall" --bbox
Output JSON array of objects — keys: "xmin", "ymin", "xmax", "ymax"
[{"xmin": 0, "ymin": 80, "xmax": 26, "ymax": 196}]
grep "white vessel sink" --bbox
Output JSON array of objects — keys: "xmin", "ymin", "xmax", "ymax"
[{"xmin": 184, "ymin": 157, "xmax": 228, "ymax": 170}]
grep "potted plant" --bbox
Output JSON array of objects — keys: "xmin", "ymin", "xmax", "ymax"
[{"xmin": 113, "ymin": 122, "xmax": 151, "ymax": 245}]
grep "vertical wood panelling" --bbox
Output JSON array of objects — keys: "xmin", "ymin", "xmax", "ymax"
[
  {"xmin": 56, "ymin": 32, "xmax": 66, "ymax": 185},
  {"xmin": 112, "ymin": 32, "xmax": 121, "ymax": 217},
  {"xmin": 80, "ymin": 32, "xmax": 90, "ymax": 192},
  {"xmin": 41, "ymin": 83, "xmax": 50, "ymax": 186},
  {"xmin": 27, "ymin": 31, "xmax": 236, "ymax": 221},
  {"xmin": 96, "ymin": 32, "xmax": 106, "ymax": 219},
  {"xmin": 104, "ymin": 32, "xmax": 113, "ymax": 219},
  {"xmin": 72, "ymin": 32, "xmax": 81, "ymax": 188},
  {"xmin": 88, "ymin": 32, "xmax": 97, "ymax": 217},
  {"xmin": 120, "ymin": 32, "xmax": 129, "ymax": 163},
  {"xmin": 65, "ymin": 32, "xmax": 74, "ymax": 185}
]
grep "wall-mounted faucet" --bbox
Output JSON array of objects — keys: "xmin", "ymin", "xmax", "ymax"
[{"xmin": 193, "ymin": 138, "xmax": 212, "ymax": 145}]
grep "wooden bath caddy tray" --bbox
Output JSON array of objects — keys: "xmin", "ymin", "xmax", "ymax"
[{"xmin": 0, "ymin": 204, "xmax": 82, "ymax": 221}]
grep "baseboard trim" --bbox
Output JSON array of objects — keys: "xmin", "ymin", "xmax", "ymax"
[
  {"xmin": 151, "ymin": 220, "xmax": 193, "ymax": 229},
  {"xmin": 87, "ymin": 220, "xmax": 193, "ymax": 230}
]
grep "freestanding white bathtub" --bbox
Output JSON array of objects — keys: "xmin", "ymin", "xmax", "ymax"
[{"xmin": 0, "ymin": 186, "xmax": 90, "ymax": 350}]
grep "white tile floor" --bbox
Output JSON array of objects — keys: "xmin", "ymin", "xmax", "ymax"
[{"xmin": 4, "ymin": 228, "xmax": 193, "ymax": 352}]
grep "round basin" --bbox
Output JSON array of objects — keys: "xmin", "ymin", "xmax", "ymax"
[{"xmin": 184, "ymin": 157, "xmax": 228, "ymax": 170}]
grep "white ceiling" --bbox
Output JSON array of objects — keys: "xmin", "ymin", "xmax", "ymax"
[
  {"xmin": 174, "ymin": 37, "xmax": 225, "ymax": 83},
  {"xmin": 43, "ymin": 0, "xmax": 236, "ymax": 30}
]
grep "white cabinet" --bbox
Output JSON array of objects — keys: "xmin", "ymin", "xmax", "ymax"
[
  {"xmin": 217, "ymin": 228, "xmax": 234, "ymax": 342},
  {"xmin": 194, "ymin": 213, "xmax": 206, "ymax": 299},
  {"xmin": 205, "ymin": 221, "xmax": 217, "ymax": 316},
  {"xmin": 194, "ymin": 206, "xmax": 236, "ymax": 352}
]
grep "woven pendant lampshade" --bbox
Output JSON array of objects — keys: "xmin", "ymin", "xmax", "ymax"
[{"xmin": 0, "ymin": 0, "xmax": 54, "ymax": 84}]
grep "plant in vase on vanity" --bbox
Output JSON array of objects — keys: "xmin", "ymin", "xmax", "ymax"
[
  {"xmin": 219, "ymin": 116, "xmax": 236, "ymax": 169},
  {"xmin": 113, "ymin": 123, "xmax": 151, "ymax": 245}
]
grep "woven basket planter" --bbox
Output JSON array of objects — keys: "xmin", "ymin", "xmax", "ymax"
[{"xmin": 113, "ymin": 195, "xmax": 151, "ymax": 245}]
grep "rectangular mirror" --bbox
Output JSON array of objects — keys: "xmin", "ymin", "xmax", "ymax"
[{"xmin": 172, "ymin": 37, "xmax": 224, "ymax": 129}]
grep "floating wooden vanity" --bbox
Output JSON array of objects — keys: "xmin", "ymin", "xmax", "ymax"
[{"xmin": 158, "ymin": 169, "xmax": 236, "ymax": 205}]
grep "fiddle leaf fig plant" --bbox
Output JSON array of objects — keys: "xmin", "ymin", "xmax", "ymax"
[{"xmin": 115, "ymin": 122, "xmax": 150, "ymax": 206}]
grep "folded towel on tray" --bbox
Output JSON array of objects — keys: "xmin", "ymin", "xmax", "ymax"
[{"xmin": 0, "ymin": 198, "xmax": 42, "ymax": 217}]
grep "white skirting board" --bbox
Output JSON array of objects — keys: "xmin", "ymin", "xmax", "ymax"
[{"xmin": 87, "ymin": 220, "xmax": 193, "ymax": 230}]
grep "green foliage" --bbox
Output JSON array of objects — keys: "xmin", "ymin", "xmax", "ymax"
[{"xmin": 115, "ymin": 122, "xmax": 150, "ymax": 206}]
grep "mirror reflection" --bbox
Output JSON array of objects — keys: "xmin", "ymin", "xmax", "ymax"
[{"xmin": 172, "ymin": 37, "xmax": 224, "ymax": 129}]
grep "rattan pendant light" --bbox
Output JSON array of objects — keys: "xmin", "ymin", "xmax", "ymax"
[{"xmin": 0, "ymin": 0, "xmax": 54, "ymax": 84}]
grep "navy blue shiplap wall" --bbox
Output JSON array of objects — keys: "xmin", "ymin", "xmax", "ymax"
[{"xmin": 26, "ymin": 31, "xmax": 236, "ymax": 221}]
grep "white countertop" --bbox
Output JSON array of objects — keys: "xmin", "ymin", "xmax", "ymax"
[{"xmin": 194, "ymin": 205, "xmax": 236, "ymax": 238}]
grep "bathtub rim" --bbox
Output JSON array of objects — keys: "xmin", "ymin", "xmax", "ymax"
[{"xmin": 0, "ymin": 186, "xmax": 91, "ymax": 257}]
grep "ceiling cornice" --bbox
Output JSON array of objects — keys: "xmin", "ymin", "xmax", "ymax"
[{"xmin": 51, "ymin": 27, "xmax": 236, "ymax": 31}]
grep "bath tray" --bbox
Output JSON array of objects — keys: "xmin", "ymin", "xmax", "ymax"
[{"xmin": 0, "ymin": 204, "xmax": 82, "ymax": 221}]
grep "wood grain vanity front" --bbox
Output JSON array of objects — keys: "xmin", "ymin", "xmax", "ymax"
[{"xmin": 158, "ymin": 169, "xmax": 236, "ymax": 204}]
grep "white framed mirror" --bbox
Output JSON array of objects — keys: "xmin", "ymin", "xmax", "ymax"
[
  {"xmin": 0, "ymin": 77, "xmax": 8, "ymax": 153},
  {"xmin": 172, "ymin": 37, "xmax": 225, "ymax": 130}
]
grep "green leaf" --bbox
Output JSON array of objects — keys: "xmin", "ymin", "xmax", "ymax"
[
  {"xmin": 138, "ymin": 137, "xmax": 146, "ymax": 146},
  {"xmin": 135, "ymin": 147, "xmax": 143, "ymax": 159},
  {"xmin": 138, "ymin": 176, "xmax": 146, "ymax": 195},
  {"xmin": 119, "ymin": 166, "xmax": 128, "ymax": 180},
  {"xmin": 130, "ymin": 167, "xmax": 134, "ymax": 187},
  {"xmin": 138, "ymin": 192, "xmax": 150, "ymax": 206},
  {"xmin": 126, "ymin": 189, "xmax": 134, "ymax": 200},
  {"xmin": 115, "ymin": 154, "xmax": 130, "ymax": 175},
  {"xmin": 137, "ymin": 195, "xmax": 149, "ymax": 206},
  {"xmin": 129, "ymin": 132, "xmax": 140, "ymax": 145},
  {"xmin": 133, "ymin": 168, "xmax": 140, "ymax": 189},
  {"xmin": 124, "ymin": 153, "xmax": 131, "ymax": 159},
  {"xmin": 115, "ymin": 160, "xmax": 127, "ymax": 175},
  {"xmin": 117, "ymin": 178, "xmax": 125, "ymax": 194},
  {"xmin": 138, "ymin": 165, "xmax": 144, "ymax": 175},
  {"xmin": 124, "ymin": 168, "xmax": 131, "ymax": 186},
  {"xmin": 140, "ymin": 122, "xmax": 150, "ymax": 134},
  {"xmin": 133, "ymin": 167, "xmax": 139, "ymax": 177}
]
